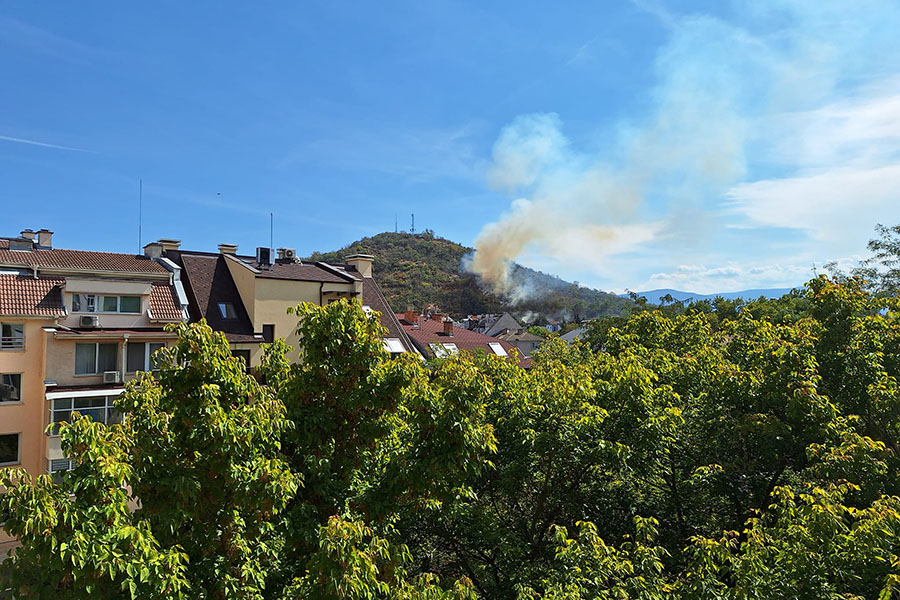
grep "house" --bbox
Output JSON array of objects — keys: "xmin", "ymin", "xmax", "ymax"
[
  {"xmin": 160, "ymin": 241, "xmax": 417, "ymax": 368},
  {"xmin": 397, "ymin": 312, "xmax": 529, "ymax": 368},
  {"xmin": 496, "ymin": 329, "xmax": 544, "ymax": 357},
  {"xmin": 484, "ymin": 312, "xmax": 522, "ymax": 337},
  {"xmin": 559, "ymin": 326, "xmax": 587, "ymax": 344}
]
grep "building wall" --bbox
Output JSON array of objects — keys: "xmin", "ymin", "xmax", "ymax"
[
  {"xmin": 45, "ymin": 336, "xmax": 172, "ymax": 387},
  {"xmin": 0, "ymin": 319, "xmax": 51, "ymax": 476},
  {"xmin": 253, "ymin": 278, "xmax": 322, "ymax": 350},
  {"xmin": 58, "ymin": 278, "xmax": 159, "ymax": 330},
  {"xmin": 224, "ymin": 258, "xmax": 258, "ymax": 325}
]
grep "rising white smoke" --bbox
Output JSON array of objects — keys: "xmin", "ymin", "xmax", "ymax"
[{"xmin": 467, "ymin": 0, "xmax": 900, "ymax": 296}]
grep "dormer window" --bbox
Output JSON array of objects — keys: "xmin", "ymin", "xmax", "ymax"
[{"xmin": 217, "ymin": 302, "xmax": 237, "ymax": 319}]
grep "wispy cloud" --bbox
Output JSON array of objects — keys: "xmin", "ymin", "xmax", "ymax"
[
  {"xmin": 0, "ymin": 15, "xmax": 105, "ymax": 64},
  {"xmin": 0, "ymin": 134, "xmax": 97, "ymax": 154}
]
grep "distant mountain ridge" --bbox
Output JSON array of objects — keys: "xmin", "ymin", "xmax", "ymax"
[
  {"xmin": 307, "ymin": 232, "xmax": 631, "ymax": 321},
  {"xmin": 622, "ymin": 287, "xmax": 797, "ymax": 303}
]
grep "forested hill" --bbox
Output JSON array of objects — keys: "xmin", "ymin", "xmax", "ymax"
[{"xmin": 306, "ymin": 231, "xmax": 631, "ymax": 320}]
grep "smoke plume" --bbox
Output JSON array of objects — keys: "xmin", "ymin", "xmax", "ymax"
[{"xmin": 466, "ymin": 1, "xmax": 900, "ymax": 296}]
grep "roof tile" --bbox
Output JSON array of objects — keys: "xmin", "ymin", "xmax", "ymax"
[
  {"xmin": 0, "ymin": 245, "xmax": 167, "ymax": 274},
  {"xmin": 0, "ymin": 275, "xmax": 66, "ymax": 317}
]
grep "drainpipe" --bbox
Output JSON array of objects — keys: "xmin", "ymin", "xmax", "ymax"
[
  {"xmin": 122, "ymin": 333, "xmax": 129, "ymax": 380},
  {"xmin": 319, "ymin": 282, "xmax": 324, "ymax": 306}
]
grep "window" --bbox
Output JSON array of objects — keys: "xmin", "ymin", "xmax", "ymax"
[
  {"xmin": 487, "ymin": 342, "xmax": 508, "ymax": 357},
  {"xmin": 75, "ymin": 342, "xmax": 118, "ymax": 375},
  {"xmin": 0, "ymin": 373, "xmax": 22, "ymax": 402},
  {"xmin": 429, "ymin": 342, "xmax": 459, "ymax": 358},
  {"xmin": 262, "ymin": 324, "xmax": 275, "ymax": 343},
  {"xmin": 50, "ymin": 396, "xmax": 122, "ymax": 435},
  {"xmin": 217, "ymin": 302, "xmax": 237, "ymax": 319},
  {"xmin": 73, "ymin": 294, "xmax": 140, "ymax": 313},
  {"xmin": 126, "ymin": 342, "xmax": 165, "ymax": 372},
  {"xmin": 0, "ymin": 433, "xmax": 19, "ymax": 465},
  {"xmin": 1, "ymin": 322, "xmax": 25, "ymax": 350},
  {"xmin": 382, "ymin": 338, "xmax": 406, "ymax": 354},
  {"xmin": 232, "ymin": 349, "xmax": 251, "ymax": 372},
  {"xmin": 72, "ymin": 294, "xmax": 96, "ymax": 313}
]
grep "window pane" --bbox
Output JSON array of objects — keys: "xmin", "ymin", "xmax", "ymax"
[
  {"xmin": 51, "ymin": 409, "xmax": 71, "ymax": 435},
  {"xmin": 149, "ymin": 343, "xmax": 165, "ymax": 370},
  {"xmin": 108, "ymin": 408, "xmax": 123, "ymax": 425},
  {"xmin": 74, "ymin": 295, "xmax": 96, "ymax": 312},
  {"xmin": 75, "ymin": 343, "xmax": 96, "ymax": 374},
  {"xmin": 79, "ymin": 408, "xmax": 106, "ymax": 423},
  {"xmin": 120, "ymin": 296, "xmax": 140, "ymax": 313},
  {"xmin": 52, "ymin": 398, "xmax": 73, "ymax": 410},
  {"xmin": 127, "ymin": 342, "xmax": 145, "ymax": 372},
  {"xmin": 0, "ymin": 373, "xmax": 21, "ymax": 402},
  {"xmin": 102, "ymin": 296, "xmax": 118, "ymax": 312},
  {"xmin": 0, "ymin": 434, "xmax": 19, "ymax": 464},
  {"xmin": 74, "ymin": 397, "xmax": 106, "ymax": 409},
  {"xmin": 97, "ymin": 343, "xmax": 118, "ymax": 372}
]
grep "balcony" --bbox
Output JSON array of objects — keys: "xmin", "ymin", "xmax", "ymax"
[{"xmin": 0, "ymin": 336, "xmax": 25, "ymax": 351}]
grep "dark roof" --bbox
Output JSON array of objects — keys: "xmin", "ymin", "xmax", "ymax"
[
  {"xmin": 497, "ymin": 331, "xmax": 545, "ymax": 342},
  {"xmin": 398, "ymin": 316, "xmax": 528, "ymax": 368},
  {"xmin": 169, "ymin": 252, "xmax": 259, "ymax": 342},
  {"xmin": 361, "ymin": 277, "xmax": 418, "ymax": 354},
  {"xmin": 0, "ymin": 243, "xmax": 168, "ymax": 274},
  {"xmin": 485, "ymin": 312, "xmax": 522, "ymax": 337},
  {"xmin": 226, "ymin": 255, "xmax": 355, "ymax": 284},
  {"xmin": 148, "ymin": 283, "xmax": 184, "ymax": 322},
  {"xmin": 0, "ymin": 275, "xmax": 66, "ymax": 317}
]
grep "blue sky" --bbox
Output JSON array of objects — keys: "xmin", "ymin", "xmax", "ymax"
[{"xmin": 3, "ymin": 1, "xmax": 900, "ymax": 295}]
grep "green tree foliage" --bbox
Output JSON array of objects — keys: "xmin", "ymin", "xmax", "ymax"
[{"xmin": 4, "ymin": 282, "xmax": 900, "ymax": 599}]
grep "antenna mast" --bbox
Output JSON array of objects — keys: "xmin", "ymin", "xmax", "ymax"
[
  {"xmin": 138, "ymin": 179, "xmax": 142, "ymax": 253},
  {"xmin": 270, "ymin": 212, "xmax": 274, "ymax": 251},
  {"xmin": 410, "ymin": 213, "xmax": 415, "ymax": 234}
]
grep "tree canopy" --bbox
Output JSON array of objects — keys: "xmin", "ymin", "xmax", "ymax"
[{"xmin": 3, "ymin": 273, "xmax": 900, "ymax": 599}]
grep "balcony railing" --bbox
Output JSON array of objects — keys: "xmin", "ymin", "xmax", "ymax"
[{"xmin": 0, "ymin": 336, "xmax": 25, "ymax": 350}]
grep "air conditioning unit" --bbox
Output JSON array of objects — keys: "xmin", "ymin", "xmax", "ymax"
[
  {"xmin": 256, "ymin": 246, "xmax": 272, "ymax": 266},
  {"xmin": 102, "ymin": 370, "xmax": 120, "ymax": 384},
  {"xmin": 282, "ymin": 248, "xmax": 297, "ymax": 261},
  {"xmin": 80, "ymin": 315, "xmax": 100, "ymax": 328}
]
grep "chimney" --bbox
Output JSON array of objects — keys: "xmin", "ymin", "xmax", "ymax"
[
  {"xmin": 443, "ymin": 319, "xmax": 454, "ymax": 336},
  {"xmin": 403, "ymin": 311, "xmax": 419, "ymax": 326},
  {"xmin": 431, "ymin": 313, "xmax": 444, "ymax": 322},
  {"xmin": 143, "ymin": 242, "xmax": 163, "ymax": 259},
  {"xmin": 345, "ymin": 254, "xmax": 374, "ymax": 278},
  {"xmin": 36, "ymin": 228, "xmax": 53, "ymax": 248},
  {"xmin": 158, "ymin": 238, "xmax": 181, "ymax": 252},
  {"xmin": 218, "ymin": 243, "xmax": 238, "ymax": 255},
  {"xmin": 20, "ymin": 229, "xmax": 35, "ymax": 241}
]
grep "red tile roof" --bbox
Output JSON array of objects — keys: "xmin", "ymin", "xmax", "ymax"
[
  {"xmin": 0, "ymin": 275, "xmax": 65, "ymax": 317},
  {"xmin": 148, "ymin": 283, "xmax": 184, "ymax": 321},
  {"xmin": 0, "ymin": 245, "xmax": 168, "ymax": 274},
  {"xmin": 397, "ymin": 316, "xmax": 528, "ymax": 367}
]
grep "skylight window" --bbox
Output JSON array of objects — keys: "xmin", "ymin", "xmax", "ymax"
[
  {"xmin": 383, "ymin": 338, "xmax": 405, "ymax": 354},
  {"xmin": 430, "ymin": 343, "xmax": 459, "ymax": 358},
  {"xmin": 217, "ymin": 302, "xmax": 237, "ymax": 319},
  {"xmin": 488, "ymin": 342, "xmax": 508, "ymax": 357}
]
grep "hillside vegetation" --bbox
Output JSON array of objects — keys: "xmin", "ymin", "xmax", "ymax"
[{"xmin": 308, "ymin": 231, "xmax": 630, "ymax": 320}]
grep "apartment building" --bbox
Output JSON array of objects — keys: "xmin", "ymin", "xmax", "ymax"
[
  {"xmin": 0, "ymin": 230, "xmax": 188, "ymax": 479},
  {"xmin": 159, "ymin": 240, "xmax": 417, "ymax": 366}
]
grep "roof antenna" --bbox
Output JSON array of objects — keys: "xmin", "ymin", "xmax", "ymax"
[
  {"xmin": 138, "ymin": 179, "xmax": 143, "ymax": 254},
  {"xmin": 270, "ymin": 211, "xmax": 274, "ymax": 251}
]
